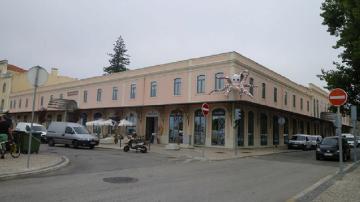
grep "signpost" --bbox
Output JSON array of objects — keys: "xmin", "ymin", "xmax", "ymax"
[
  {"xmin": 201, "ymin": 103, "xmax": 209, "ymax": 158},
  {"xmin": 26, "ymin": 66, "xmax": 48, "ymax": 169},
  {"xmin": 351, "ymin": 105, "xmax": 357, "ymax": 162},
  {"xmin": 329, "ymin": 88, "xmax": 348, "ymax": 173}
]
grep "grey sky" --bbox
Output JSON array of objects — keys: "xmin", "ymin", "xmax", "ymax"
[{"xmin": 0, "ymin": 0, "xmax": 339, "ymax": 88}]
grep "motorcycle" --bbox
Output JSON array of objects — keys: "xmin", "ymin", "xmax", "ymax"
[{"xmin": 123, "ymin": 135, "xmax": 147, "ymax": 153}]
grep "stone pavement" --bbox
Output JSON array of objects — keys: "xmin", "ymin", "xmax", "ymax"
[
  {"xmin": 0, "ymin": 153, "xmax": 69, "ymax": 180},
  {"xmin": 98, "ymin": 142, "xmax": 299, "ymax": 161},
  {"xmin": 312, "ymin": 164, "xmax": 360, "ymax": 202}
]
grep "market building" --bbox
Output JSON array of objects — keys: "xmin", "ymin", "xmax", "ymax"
[{"xmin": 8, "ymin": 52, "xmax": 351, "ymax": 148}]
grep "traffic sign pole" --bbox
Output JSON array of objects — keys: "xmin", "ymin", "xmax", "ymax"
[
  {"xmin": 351, "ymin": 105, "xmax": 357, "ymax": 162},
  {"xmin": 336, "ymin": 106, "xmax": 343, "ymax": 173}
]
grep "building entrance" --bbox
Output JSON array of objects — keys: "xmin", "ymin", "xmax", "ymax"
[{"xmin": 146, "ymin": 117, "xmax": 158, "ymax": 142}]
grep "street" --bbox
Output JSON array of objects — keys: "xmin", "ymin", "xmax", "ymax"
[{"xmin": 0, "ymin": 145, "xmax": 357, "ymax": 202}]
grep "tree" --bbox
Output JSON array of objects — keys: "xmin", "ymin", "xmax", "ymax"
[
  {"xmin": 103, "ymin": 36, "xmax": 130, "ymax": 74},
  {"xmin": 318, "ymin": 0, "xmax": 360, "ymax": 111}
]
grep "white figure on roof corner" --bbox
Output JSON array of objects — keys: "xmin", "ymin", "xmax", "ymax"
[{"xmin": 209, "ymin": 70, "xmax": 256, "ymax": 98}]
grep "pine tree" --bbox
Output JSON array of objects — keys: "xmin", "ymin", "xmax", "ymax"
[{"xmin": 103, "ymin": 36, "xmax": 130, "ymax": 74}]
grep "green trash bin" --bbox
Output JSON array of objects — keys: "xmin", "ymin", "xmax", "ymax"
[{"xmin": 17, "ymin": 131, "xmax": 41, "ymax": 154}]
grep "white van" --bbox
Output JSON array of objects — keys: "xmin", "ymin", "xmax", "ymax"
[
  {"xmin": 15, "ymin": 122, "xmax": 47, "ymax": 143},
  {"xmin": 288, "ymin": 134, "xmax": 311, "ymax": 150},
  {"xmin": 46, "ymin": 122, "xmax": 99, "ymax": 149}
]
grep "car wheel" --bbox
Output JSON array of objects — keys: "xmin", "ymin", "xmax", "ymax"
[
  {"xmin": 72, "ymin": 140, "xmax": 79, "ymax": 149},
  {"xmin": 123, "ymin": 146, "xmax": 129, "ymax": 152},
  {"xmin": 48, "ymin": 139, "xmax": 55, "ymax": 147}
]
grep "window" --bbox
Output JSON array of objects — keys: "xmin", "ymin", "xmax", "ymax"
[
  {"xmin": 10, "ymin": 100, "xmax": 12, "ymax": 109},
  {"xmin": 316, "ymin": 99, "xmax": 319, "ymax": 117},
  {"xmin": 169, "ymin": 111, "xmax": 183, "ymax": 143},
  {"xmin": 13, "ymin": 100, "xmax": 16, "ymax": 109},
  {"xmin": 313, "ymin": 99, "xmax": 316, "ymax": 116},
  {"xmin": 130, "ymin": 83, "xmax": 136, "ymax": 99},
  {"xmin": 0, "ymin": 99, "xmax": 4, "ymax": 110},
  {"xmin": 83, "ymin": 90, "xmax": 88, "ymax": 103},
  {"xmin": 284, "ymin": 91, "xmax": 288, "ymax": 105},
  {"xmin": 237, "ymin": 109, "xmax": 245, "ymax": 146},
  {"xmin": 248, "ymin": 111, "xmax": 254, "ymax": 146},
  {"xmin": 300, "ymin": 98, "xmax": 303, "ymax": 110},
  {"xmin": 19, "ymin": 99, "xmax": 22, "ymax": 108},
  {"xmin": 25, "ymin": 98, "xmax": 28, "ymax": 108},
  {"xmin": 260, "ymin": 113, "xmax": 268, "ymax": 145},
  {"xmin": 262, "ymin": 83, "xmax": 266, "ymax": 99},
  {"xmin": 197, "ymin": 75, "xmax": 205, "ymax": 93},
  {"xmin": 59, "ymin": 94, "xmax": 63, "ymax": 99},
  {"xmin": 307, "ymin": 100, "xmax": 309, "ymax": 112},
  {"xmin": 97, "ymin": 89, "xmax": 102, "ymax": 102},
  {"xmin": 174, "ymin": 78, "xmax": 181, "ymax": 96},
  {"xmin": 215, "ymin": 72, "xmax": 224, "ymax": 90},
  {"xmin": 40, "ymin": 96, "xmax": 44, "ymax": 106},
  {"xmin": 249, "ymin": 78, "xmax": 254, "ymax": 96},
  {"xmin": 112, "ymin": 87, "xmax": 118, "ymax": 100},
  {"xmin": 2, "ymin": 83, "xmax": 6, "ymax": 93},
  {"xmin": 274, "ymin": 87, "xmax": 277, "ymax": 102},
  {"xmin": 212, "ymin": 109, "xmax": 225, "ymax": 146},
  {"xmin": 293, "ymin": 95, "xmax": 296, "ymax": 108},
  {"xmin": 194, "ymin": 110, "xmax": 206, "ymax": 145},
  {"xmin": 150, "ymin": 81, "xmax": 157, "ymax": 97}
]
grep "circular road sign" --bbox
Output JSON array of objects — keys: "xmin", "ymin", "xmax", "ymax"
[
  {"xmin": 329, "ymin": 88, "xmax": 348, "ymax": 106},
  {"xmin": 201, "ymin": 103, "xmax": 209, "ymax": 116},
  {"xmin": 27, "ymin": 66, "xmax": 48, "ymax": 87}
]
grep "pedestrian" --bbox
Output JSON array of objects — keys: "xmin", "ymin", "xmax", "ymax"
[{"xmin": 0, "ymin": 114, "xmax": 13, "ymax": 159}]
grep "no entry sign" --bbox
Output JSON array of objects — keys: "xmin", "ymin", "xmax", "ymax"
[
  {"xmin": 329, "ymin": 88, "xmax": 348, "ymax": 106},
  {"xmin": 201, "ymin": 103, "xmax": 209, "ymax": 116}
]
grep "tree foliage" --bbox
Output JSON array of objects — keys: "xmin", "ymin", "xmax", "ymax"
[
  {"xmin": 103, "ymin": 36, "xmax": 130, "ymax": 74},
  {"xmin": 318, "ymin": 0, "xmax": 360, "ymax": 109}
]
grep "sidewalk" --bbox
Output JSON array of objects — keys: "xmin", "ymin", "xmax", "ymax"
[
  {"xmin": 98, "ymin": 142, "xmax": 299, "ymax": 161},
  {"xmin": 0, "ymin": 153, "xmax": 69, "ymax": 180},
  {"xmin": 312, "ymin": 164, "xmax": 360, "ymax": 202}
]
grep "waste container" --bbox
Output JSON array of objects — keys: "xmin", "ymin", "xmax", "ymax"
[{"xmin": 14, "ymin": 131, "xmax": 41, "ymax": 154}]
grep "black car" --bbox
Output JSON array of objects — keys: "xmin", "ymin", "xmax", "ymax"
[{"xmin": 316, "ymin": 136, "xmax": 351, "ymax": 161}]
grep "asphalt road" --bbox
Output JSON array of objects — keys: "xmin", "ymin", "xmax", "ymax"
[{"xmin": 0, "ymin": 145, "xmax": 357, "ymax": 202}]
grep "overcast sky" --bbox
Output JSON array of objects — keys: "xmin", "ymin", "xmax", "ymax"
[{"xmin": 0, "ymin": 0, "xmax": 340, "ymax": 88}]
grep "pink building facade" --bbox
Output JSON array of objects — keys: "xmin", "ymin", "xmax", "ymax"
[{"xmin": 9, "ymin": 52, "xmax": 345, "ymax": 148}]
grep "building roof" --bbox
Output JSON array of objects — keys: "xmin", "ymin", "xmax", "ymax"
[{"xmin": 7, "ymin": 64, "xmax": 27, "ymax": 73}]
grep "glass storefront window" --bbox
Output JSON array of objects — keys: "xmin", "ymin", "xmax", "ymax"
[
  {"xmin": 194, "ymin": 110, "xmax": 205, "ymax": 145},
  {"xmin": 211, "ymin": 109, "xmax": 225, "ymax": 146},
  {"xmin": 260, "ymin": 113, "xmax": 268, "ymax": 145},
  {"xmin": 169, "ymin": 111, "xmax": 183, "ymax": 143},
  {"xmin": 248, "ymin": 111, "xmax": 254, "ymax": 146}
]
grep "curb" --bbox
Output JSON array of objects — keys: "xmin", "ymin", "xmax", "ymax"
[
  {"xmin": 286, "ymin": 162, "xmax": 358, "ymax": 202},
  {"xmin": 0, "ymin": 156, "xmax": 70, "ymax": 181}
]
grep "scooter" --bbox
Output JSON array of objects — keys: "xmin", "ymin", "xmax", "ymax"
[{"xmin": 123, "ymin": 135, "xmax": 147, "ymax": 153}]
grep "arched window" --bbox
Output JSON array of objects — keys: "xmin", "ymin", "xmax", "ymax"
[
  {"xmin": 169, "ymin": 110, "xmax": 183, "ymax": 143},
  {"xmin": 215, "ymin": 73, "xmax": 224, "ymax": 90},
  {"xmin": 197, "ymin": 75, "xmax": 205, "ymax": 93},
  {"xmin": 174, "ymin": 78, "xmax": 181, "ymax": 95},
  {"xmin": 211, "ymin": 109, "xmax": 225, "ymax": 146},
  {"xmin": 2, "ymin": 83, "xmax": 6, "ymax": 93},
  {"xmin": 248, "ymin": 111, "xmax": 254, "ymax": 146},
  {"xmin": 249, "ymin": 78, "xmax": 254, "ymax": 96},
  {"xmin": 260, "ymin": 113, "xmax": 268, "ymax": 145},
  {"xmin": 194, "ymin": 110, "xmax": 205, "ymax": 145}
]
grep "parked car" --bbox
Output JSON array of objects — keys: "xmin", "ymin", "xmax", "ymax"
[
  {"xmin": 308, "ymin": 135, "xmax": 322, "ymax": 149},
  {"xmin": 288, "ymin": 134, "xmax": 311, "ymax": 150},
  {"xmin": 46, "ymin": 122, "xmax": 99, "ymax": 149},
  {"xmin": 15, "ymin": 122, "xmax": 47, "ymax": 143},
  {"xmin": 342, "ymin": 133, "xmax": 359, "ymax": 148},
  {"xmin": 316, "ymin": 136, "xmax": 351, "ymax": 161}
]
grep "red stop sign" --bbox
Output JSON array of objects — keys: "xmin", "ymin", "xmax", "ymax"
[
  {"xmin": 329, "ymin": 88, "xmax": 347, "ymax": 106},
  {"xmin": 201, "ymin": 103, "xmax": 209, "ymax": 116}
]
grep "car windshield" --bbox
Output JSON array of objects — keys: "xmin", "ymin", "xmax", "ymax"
[
  {"xmin": 31, "ymin": 126, "xmax": 46, "ymax": 132},
  {"xmin": 291, "ymin": 136, "xmax": 305, "ymax": 141},
  {"xmin": 73, "ymin": 127, "xmax": 90, "ymax": 134},
  {"xmin": 308, "ymin": 136, "xmax": 316, "ymax": 141},
  {"xmin": 347, "ymin": 137, "xmax": 354, "ymax": 141},
  {"xmin": 321, "ymin": 138, "xmax": 338, "ymax": 146}
]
